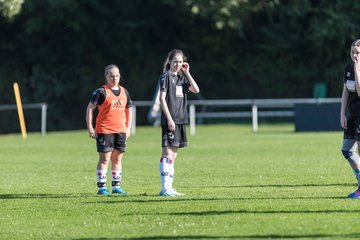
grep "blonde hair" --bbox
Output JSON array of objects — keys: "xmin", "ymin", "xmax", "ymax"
[
  {"xmin": 350, "ymin": 40, "xmax": 360, "ymax": 60},
  {"xmin": 104, "ymin": 64, "xmax": 120, "ymax": 78},
  {"xmin": 352, "ymin": 39, "xmax": 360, "ymax": 47}
]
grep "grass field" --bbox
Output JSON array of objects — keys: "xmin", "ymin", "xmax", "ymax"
[{"xmin": 1, "ymin": 124, "xmax": 359, "ymax": 239}]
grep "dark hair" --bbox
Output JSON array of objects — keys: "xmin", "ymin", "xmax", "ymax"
[{"xmin": 163, "ymin": 49, "xmax": 187, "ymax": 72}]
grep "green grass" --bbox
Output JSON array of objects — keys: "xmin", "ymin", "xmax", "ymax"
[{"xmin": 0, "ymin": 124, "xmax": 359, "ymax": 239}]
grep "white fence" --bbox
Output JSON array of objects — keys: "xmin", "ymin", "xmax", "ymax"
[
  {"xmin": 132, "ymin": 98, "xmax": 341, "ymax": 135},
  {"xmin": 0, "ymin": 99, "xmax": 341, "ymax": 136},
  {"xmin": 0, "ymin": 103, "xmax": 48, "ymax": 136}
]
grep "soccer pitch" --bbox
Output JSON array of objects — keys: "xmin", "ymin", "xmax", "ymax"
[{"xmin": 1, "ymin": 124, "xmax": 360, "ymax": 239}]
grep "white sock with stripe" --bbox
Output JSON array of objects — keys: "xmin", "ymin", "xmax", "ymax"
[
  {"xmin": 112, "ymin": 171, "xmax": 122, "ymax": 191},
  {"xmin": 160, "ymin": 157, "xmax": 173, "ymax": 192},
  {"xmin": 96, "ymin": 169, "xmax": 107, "ymax": 189}
]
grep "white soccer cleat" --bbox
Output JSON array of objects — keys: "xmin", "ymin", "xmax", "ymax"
[
  {"xmin": 170, "ymin": 189, "xmax": 185, "ymax": 196},
  {"xmin": 159, "ymin": 190, "xmax": 176, "ymax": 197}
]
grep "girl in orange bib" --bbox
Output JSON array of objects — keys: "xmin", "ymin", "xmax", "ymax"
[{"xmin": 86, "ymin": 64, "xmax": 133, "ymax": 196}]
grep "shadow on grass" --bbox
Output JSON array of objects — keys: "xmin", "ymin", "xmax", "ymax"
[
  {"xmin": 197, "ymin": 183, "xmax": 355, "ymax": 188},
  {"xmin": 78, "ymin": 183, "xmax": 355, "ymax": 204},
  {"xmin": 82, "ymin": 195, "xmax": 349, "ymax": 205},
  {"xmin": 1, "ymin": 183, "xmax": 353, "ymax": 200},
  {"xmin": 0, "ymin": 193, "xmax": 93, "ymax": 199},
  {"xmin": 74, "ymin": 232, "xmax": 360, "ymax": 239},
  {"xmin": 0, "ymin": 192, "xmax": 350, "ymax": 201},
  {"xmin": 168, "ymin": 208, "xmax": 360, "ymax": 215},
  {"xmin": 0, "ymin": 182, "xmax": 354, "ymax": 201}
]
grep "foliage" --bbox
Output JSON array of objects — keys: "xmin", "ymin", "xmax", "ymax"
[
  {"xmin": 0, "ymin": 124, "xmax": 357, "ymax": 239},
  {"xmin": 0, "ymin": 0, "xmax": 24, "ymax": 19},
  {"xmin": 1, "ymin": 0, "xmax": 360, "ymax": 131}
]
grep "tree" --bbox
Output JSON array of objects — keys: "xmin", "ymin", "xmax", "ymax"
[
  {"xmin": 1, "ymin": 0, "xmax": 360, "ymax": 133},
  {"xmin": 0, "ymin": 0, "xmax": 24, "ymax": 19}
]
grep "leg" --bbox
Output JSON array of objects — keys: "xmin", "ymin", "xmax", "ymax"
[
  {"xmin": 163, "ymin": 146, "xmax": 184, "ymax": 196},
  {"xmin": 342, "ymin": 139, "xmax": 360, "ymax": 169},
  {"xmin": 97, "ymin": 152, "xmax": 112, "ymax": 170},
  {"xmin": 163, "ymin": 146, "xmax": 177, "ymax": 190},
  {"xmin": 341, "ymin": 138, "xmax": 360, "ymax": 198},
  {"xmin": 159, "ymin": 146, "xmax": 184, "ymax": 196},
  {"xmin": 159, "ymin": 146, "xmax": 177, "ymax": 196},
  {"xmin": 111, "ymin": 149, "xmax": 124, "ymax": 171},
  {"xmin": 110, "ymin": 150, "xmax": 128, "ymax": 194},
  {"xmin": 162, "ymin": 146, "xmax": 178, "ymax": 161},
  {"xmin": 95, "ymin": 133, "xmax": 115, "ymax": 196},
  {"xmin": 168, "ymin": 124, "xmax": 187, "ymax": 195},
  {"xmin": 159, "ymin": 124, "xmax": 187, "ymax": 196},
  {"xmin": 96, "ymin": 151, "xmax": 111, "ymax": 195}
]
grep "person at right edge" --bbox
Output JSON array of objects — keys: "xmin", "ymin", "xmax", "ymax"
[
  {"xmin": 158, "ymin": 49, "xmax": 200, "ymax": 197},
  {"xmin": 341, "ymin": 39, "xmax": 360, "ymax": 198}
]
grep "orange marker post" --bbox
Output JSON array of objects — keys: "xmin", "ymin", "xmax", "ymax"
[{"xmin": 13, "ymin": 82, "xmax": 27, "ymax": 139}]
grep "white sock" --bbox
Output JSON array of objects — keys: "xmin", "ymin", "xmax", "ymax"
[
  {"xmin": 160, "ymin": 157, "xmax": 172, "ymax": 191},
  {"xmin": 112, "ymin": 171, "xmax": 122, "ymax": 190},
  {"xmin": 169, "ymin": 161, "xmax": 175, "ymax": 190},
  {"xmin": 96, "ymin": 169, "xmax": 107, "ymax": 189}
]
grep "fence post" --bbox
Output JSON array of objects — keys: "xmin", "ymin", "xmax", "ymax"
[
  {"xmin": 41, "ymin": 103, "xmax": 47, "ymax": 136},
  {"xmin": 189, "ymin": 104, "xmax": 196, "ymax": 135},
  {"xmin": 131, "ymin": 106, "xmax": 136, "ymax": 135},
  {"xmin": 252, "ymin": 104, "xmax": 258, "ymax": 132}
]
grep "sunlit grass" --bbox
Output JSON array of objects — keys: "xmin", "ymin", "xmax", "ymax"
[{"xmin": 0, "ymin": 124, "xmax": 358, "ymax": 239}]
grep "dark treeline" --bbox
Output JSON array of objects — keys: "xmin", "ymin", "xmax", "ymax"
[{"xmin": 0, "ymin": 0, "xmax": 359, "ymax": 132}]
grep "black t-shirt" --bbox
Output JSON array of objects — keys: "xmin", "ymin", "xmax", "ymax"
[
  {"xmin": 160, "ymin": 71, "xmax": 190, "ymax": 125},
  {"xmin": 344, "ymin": 63, "xmax": 360, "ymax": 117},
  {"xmin": 90, "ymin": 86, "xmax": 132, "ymax": 108}
]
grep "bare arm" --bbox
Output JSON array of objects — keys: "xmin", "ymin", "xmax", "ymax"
[
  {"xmin": 160, "ymin": 90, "xmax": 175, "ymax": 131},
  {"xmin": 182, "ymin": 63, "xmax": 200, "ymax": 94},
  {"xmin": 354, "ymin": 58, "xmax": 360, "ymax": 97},
  {"xmin": 125, "ymin": 107, "xmax": 132, "ymax": 139},
  {"xmin": 86, "ymin": 102, "xmax": 97, "ymax": 138},
  {"xmin": 340, "ymin": 83, "xmax": 349, "ymax": 129}
]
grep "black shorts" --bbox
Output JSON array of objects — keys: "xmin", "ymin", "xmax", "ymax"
[
  {"xmin": 96, "ymin": 133, "xmax": 126, "ymax": 152},
  {"xmin": 344, "ymin": 116, "xmax": 360, "ymax": 141},
  {"xmin": 162, "ymin": 124, "xmax": 187, "ymax": 148}
]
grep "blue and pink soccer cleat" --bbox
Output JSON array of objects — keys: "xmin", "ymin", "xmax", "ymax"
[
  {"xmin": 348, "ymin": 187, "xmax": 360, "ymax": 198},
  {"xmin": 112, "ymin": 187, "xmax": 128, "ymax": 195},
  {"xmin": 98, "ymin": 188, "xmax": 111, "ymax": 196}
]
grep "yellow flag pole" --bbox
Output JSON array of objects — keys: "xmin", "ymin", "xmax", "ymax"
[{"xmin": 13, "ymin": 82, "xmax": 27, "ymax": 139}]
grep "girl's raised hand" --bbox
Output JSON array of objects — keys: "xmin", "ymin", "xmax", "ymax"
[
  {"xmin": 355, "ymin": 57, "xmax": 360, "ymax": 72},
  {"xmin": 182, "ymin": 62, "xmax": 190, "ymax": 72}
]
